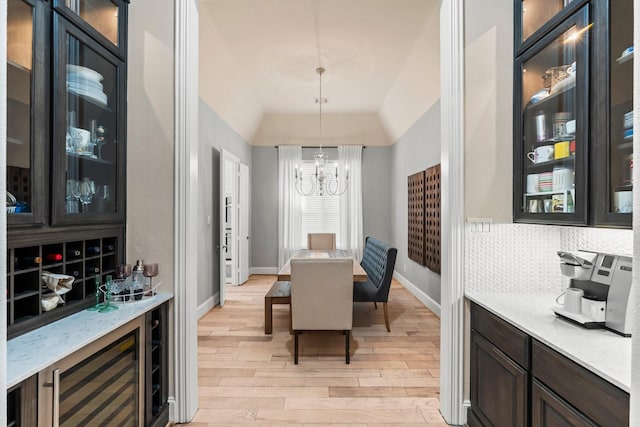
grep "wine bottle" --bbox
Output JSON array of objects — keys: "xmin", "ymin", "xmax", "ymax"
[
  {"xmin": 45, "ymin": 253, "xmax": 63, "ymax": 262},
  {"xmin": 86, "ymin": 246, "xmax": 101, "ymax": 255},
  {"xmin": 14, "ymin": 256, "xmax": 41, "ymax": 267},
  {"xmin": 85, "ymin": 266, "xmax": 100, "ymax": 275},
  {"xmin": 67, "ymin": 249, "xmax": 82, "ymax": 257}
]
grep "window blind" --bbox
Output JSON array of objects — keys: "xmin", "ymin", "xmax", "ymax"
[{"xmin": 299, "ymin": 161, "xmax": 341, "ymax": 248}]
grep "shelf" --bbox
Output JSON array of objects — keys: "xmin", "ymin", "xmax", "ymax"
[
  {"xmin": 13, "ymin": 290, "xmax": 39, "ymax": 301},
  {"xmin": 617, "ymin": 51, "xmax": 633, "ymax": 65},
  {"xmin": 525, "ymin": 158, "xmax": 575, "ymax": 172},
  {"xmin": 525, "ymin": 189, "xmax": 573, "ymax": 197},
  {"xmin": 618, "ymin": 141, "xmax": 633, "ymax": 150},
  {"xmin": 66, "ymin": 152, "xmax": 113, "ymax": 166},
  {"xmin": 67, "ymin": 88, "xmax": 111, "ymax": 111},
  {"xmin": 525, "ymin": 80, "xmax": 576, "ymax": 111}
]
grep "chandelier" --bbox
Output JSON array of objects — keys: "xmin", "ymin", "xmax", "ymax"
[{"xmin": 294, "ymin": 67, "xmax": 348, "ymax": 196}]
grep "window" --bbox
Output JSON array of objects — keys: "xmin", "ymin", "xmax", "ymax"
[{"xmin": 300, "ymin": 161, "xmax": 341, "ymax": 247}]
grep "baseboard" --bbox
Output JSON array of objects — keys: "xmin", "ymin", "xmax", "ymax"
[
  {"xmin": 393, "ymin": 271, "xmax": 441, "ymax": 317},
  {"xmin": 250, "ymin": 267, "xmax": 278, "ymax": 275},
  {"xmin": 197, "ymin": 292, "xmax": 219, "ymax": 319}
]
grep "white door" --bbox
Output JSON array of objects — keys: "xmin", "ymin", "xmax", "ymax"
[
  {"xmin": 238, "ymin": 163, "xmax": 250, "ymax": 284},
  {"xmin": 220, "ymin": 149, "xmax": 240, "ymax": 305}
]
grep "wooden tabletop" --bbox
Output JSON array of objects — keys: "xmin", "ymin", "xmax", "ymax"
[{"xmin": 277, "ymin": 249, "xmax": 368, "ymax": 282}]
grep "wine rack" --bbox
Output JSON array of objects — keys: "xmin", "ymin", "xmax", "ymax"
[
  {"xmin": 7, "ymin": 231, "xmax": 122, "ymax": 339},
  {"xmin": 146, "ymin": 302, "xmax": 169, "ymax": 427}
]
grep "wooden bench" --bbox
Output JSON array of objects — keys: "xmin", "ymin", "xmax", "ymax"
[{"xmin": 264, "ymin": 281, "xmax": 292, "ymax": 334}]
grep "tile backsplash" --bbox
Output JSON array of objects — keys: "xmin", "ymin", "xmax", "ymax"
[{"xmin": 465, "ymin": 223, "xmax": 633, "ymax": 294}]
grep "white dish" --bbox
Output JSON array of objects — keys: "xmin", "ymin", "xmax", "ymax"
[
  {"xmin": 66, "ymin": 64, "xmax": 104, "ymax": 82},
  {"xmin": 66, "ymin": 85, "xmax": 108, "ymax": 106}
]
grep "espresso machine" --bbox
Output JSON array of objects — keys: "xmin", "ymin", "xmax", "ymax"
[{"xmin": 555, "ymin": 250, "xmax": 633, "ymax": 336}]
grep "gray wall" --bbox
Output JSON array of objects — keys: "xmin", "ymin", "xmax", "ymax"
[
  {"xmin": 362, "ymin": 147, "xmax": 393, "ymax": 244},
  {"xmin": 251, "ymin": 147, "xmax": 278, "ymax": 268},
  {"xmin": 391, "ymin": 101, "xmax": 442, "ymax": 304},
  {"xmin": 198, "ymin": 99, "xmax": 252, "ymax": 307},
  {"xmin": 249, "ymin": 146, "xmax": 393, "ymax": 269}
]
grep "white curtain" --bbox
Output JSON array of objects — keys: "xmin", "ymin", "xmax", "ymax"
[
  {"xmin": 338, "ymin": 145, "xmax": 364, "ymax": 261},
  {"xmin": 278, "ymin": 146, "xmax": 303, "ymax": 268}
]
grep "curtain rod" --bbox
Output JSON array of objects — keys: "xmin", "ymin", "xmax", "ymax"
[{"xmin": 275, "ymin": 146, "xmax": 366, "ymax": 149}]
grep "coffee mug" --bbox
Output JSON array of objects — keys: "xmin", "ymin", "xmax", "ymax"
[
  {"xmin": 526, "ymin": 174, "xmax": 539, "ymax": 194},
  {"xmin": 552, "ymin": 167, "xmax": 574, "ymax": 192},
  {"xmin": 554, "ymin": 141, "xmax": 570, "ymax": 159},
  {"xmin": 527, "ymin": 145, "xmax": 554, "ymax": 163},
  {"xmin": 563, "ymin": 287, "xmax": 584, "ymax": 314},
  {"xmin": 614, "ymin": 191, "xmax": 633, "ymax": 213},
  {"xmin": 528, "ymin": 199, "xmax": 542, "ymax": 213}
]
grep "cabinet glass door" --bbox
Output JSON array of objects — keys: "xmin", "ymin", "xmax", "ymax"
[
  {"xmin": 517, "ymin": 0, "xmax": 586, "ymax": 51},
  {"xmin": 52, "ymin": 13, "xmax": 125, "ymax": 225},
  {"xmin": 593, "ymin": 0, "xmax": 633, "ymax": 226},
  {"xmin": 6, "ymin": 0, "xmax": 47, "ymax": 226},
  {"xmin": 54, "ymin": 0, "xmax": 125, "ymax": 58},
  {"xmin": 514, "ymin": 7, "xmax": 589, "ymax": 224}
]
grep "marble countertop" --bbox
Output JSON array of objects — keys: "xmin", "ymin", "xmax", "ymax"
[
  {"xmin": 466, "ymin": 292, "xmax": 631, "ymax": 393},
  {"xmin": 8, "ymin": 293, "xmax": 173, "ymax": 388}
]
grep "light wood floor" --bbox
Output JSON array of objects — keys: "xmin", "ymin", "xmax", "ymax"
[{"xmin": 189, "ymin": 275, "xmax": 446, "ymax": 426}]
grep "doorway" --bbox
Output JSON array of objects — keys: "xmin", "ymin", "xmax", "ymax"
[{"xmin": 219, "ymin": 149, "xmax": 250, "ymax": 306}]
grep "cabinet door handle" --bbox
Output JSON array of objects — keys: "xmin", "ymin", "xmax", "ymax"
[{"xmin": 52, "ymin": 368, "xmax": 60, "ymax": 427}]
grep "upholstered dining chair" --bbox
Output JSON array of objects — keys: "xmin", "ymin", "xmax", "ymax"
[
  {"xmin": 307, "ymin": 233, "xmax": 336, "ymax": 250},
  {"xmin": 290, "ymin": 257, "xmax": 353, "ymax": 364},
  {"xmin": 353, "ymin": 236, "xmax": 398, "ymax": 332}
]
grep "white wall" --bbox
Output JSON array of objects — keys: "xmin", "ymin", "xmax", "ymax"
[
  {"xmin": 127, "ymin": 0, "xmax": 175, "ymax": 293},
  {"xmin": 391, "ymin": 102, "xmax": 442, "ymax": 304},
  {"xmin": 464, "ymin": 0, "xmax": 513, "ymax": 222}
]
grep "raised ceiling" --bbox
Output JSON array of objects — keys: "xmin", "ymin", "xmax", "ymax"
[{"xmin": 199, "ymin": 0, "xmax": 440, "ymax": 146}]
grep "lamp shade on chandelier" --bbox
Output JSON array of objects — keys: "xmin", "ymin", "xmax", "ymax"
[{"xmin": 294, "ymin": 67, "xmax": 349, "ymax": 196}]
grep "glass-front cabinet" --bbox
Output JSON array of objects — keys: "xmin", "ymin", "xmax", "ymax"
[
  {"xmin": 514, "ymin": 0, "xmax": 634, "ymax": 227},
  {"xmin": 6, "ymin": 0, "xmax": 48, "ymax": 226},
  {"xmin": 592, "ymin": 0, "xmax": 633, "ymax": 226},
  {"xmin": 514, "ymin": 7, "xmax": 589, "ymax": 224},
  {"xmin": 5, "ymin": 0, "xmax": 128, "ymax": 338},
  {"xmin": 54, "ymin": 0, "xmax": 126, "ymax": 58},
  {"xmin": 52, "ymin": 13, "xmax": 125, "ymax": 225}
]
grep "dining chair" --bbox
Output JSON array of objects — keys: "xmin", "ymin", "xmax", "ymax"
[
  {"xmin": 290, "ymin": 257, "xmax": 353, "ymax": 364},
  {"xmin": 307, "ymin": 233, "xmax": 336, "ymax": 250},
  {"xmin": 354, "ymin": 236, "xmax": 398, "ymax": 332}
]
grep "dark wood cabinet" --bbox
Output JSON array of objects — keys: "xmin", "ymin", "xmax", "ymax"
[
  {"xmin": 531, "ymin": 380, "xmax": 596, "ymax": 427},
  {"xmin": 145, "ymin": 302, "xmax": 170, "ymax": 427},
  {"xmin": 6, "ymin": 0, "xmax": 50, "ymax": 227},
  {"xmin": 513, "ymin": 0, "xmax": 633, "ymax": 227},
  {"xmin": 469, "ymin": 302, "xmax": 630, "ymax": 426},
  {"xmin": 470, "ymin": 331, "xmax": 528, "ymax": 427},
  {"xmin": 7, "ymin": 228, "xmax": 123, "ymax": 339},
  {"xmin": 51, "ymin": 10, "xmax": 126, "ymax": 225},
  {"xmin": 7, "ymin": 375, "xmax": 37, "ymax": 427},
  {"xmin": 6, "ymin": 0, "xmax": 128, "ymax": 338}
]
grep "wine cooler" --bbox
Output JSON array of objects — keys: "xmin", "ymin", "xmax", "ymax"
[{"xmin": 38, "ymin": 317, "xmax": 144, "ymax": 426}]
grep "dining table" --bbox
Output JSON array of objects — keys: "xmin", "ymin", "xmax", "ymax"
[{"xmin": 277, "ymin": 249, "xmax": 368, "ymax": 281}]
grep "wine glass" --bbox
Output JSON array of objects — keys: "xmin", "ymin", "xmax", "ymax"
[
  {"xmin": 91, "ymin": 119, "xmax": 107, "ymax": 159},
  {"xmin": 87, "ymin": 276, "xmax": 104, "ymax": 311},
  {"xmin": 115, "ymin": 263, "xmax": 132, "ymax": 280},
  {"xmin": 98, "ymin": 277, "xmax": 118, "ymax": 312},
  {"xmin": 78, "ymin": 179, "xmax": 96, "ymax": 213},
  {"xmin": 143, "ymin": 263, "xmax": 158, "ymax": 295},
  {"xmin": 66, "ymin": 179, "xmax": 79, "ymax": 213}
]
